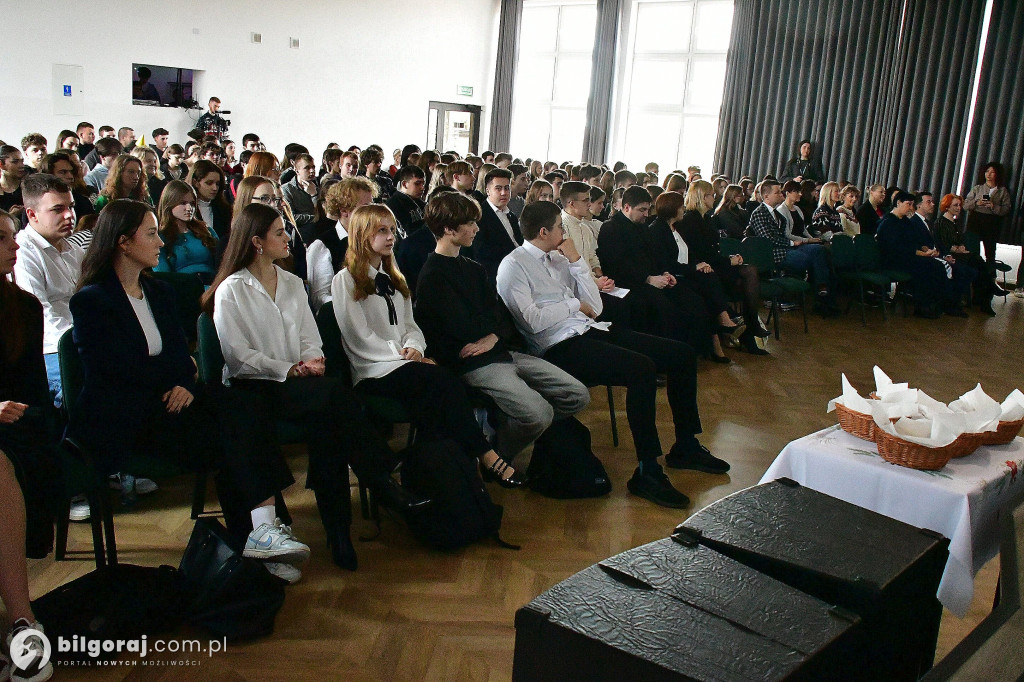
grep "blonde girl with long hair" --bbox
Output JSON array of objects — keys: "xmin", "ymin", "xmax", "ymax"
[{"xmin": 332, "ymin": 204, "xmax": 524, "ymax": 488}]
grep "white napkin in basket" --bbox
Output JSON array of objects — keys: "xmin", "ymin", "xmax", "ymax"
[
  {"xmin": 870, "ymin": 401, "xmax": 961, "ymax": 447},
  {"xmin": 948, "ymin": 384, "xmax": 1002, "ymax": 433},
  {"xmin": 1000, "ymin": 389, "xmax": 1024, "ymax": 422},
  {"xmin": 827, "ymin": 374, "xmax": 873, "ymax": 413}
]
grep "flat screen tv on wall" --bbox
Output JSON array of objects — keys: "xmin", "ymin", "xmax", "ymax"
[{"xmin": 132, "ymin": 63, "xmax": 195, "ymax": 108}]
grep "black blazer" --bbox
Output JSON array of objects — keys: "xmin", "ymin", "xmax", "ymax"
[
  {"xmin": 647, "ymin": 217, "xmax": 694, "ymax": 277},
  {"xmin": 395, "ymin": 225, "xmax": 437, "ymax": 297},
  {"xmin": 857, "ymin": 201, "xmax": 882, "ymax": 237},
  {"xmin": 210, "ymin": 199, "xmax": 233, "ymax": 265},
  {"xmin": 596, "ymin": 211, "xmax": 660, "ymax": 289},
  {"xmin": 471, "ymin": 200, "xmax": 522, "ymax": 282},
  {"xmin": 678, "ymin": 210, "xmax": 730, "ymax": 272},
  {"xmin": 710, "ymin": 207, "xmax": 748, "ymax": 240},
  {"xmin": 68, "ymin": 272, "xmax": 197, "ymax": 469}
]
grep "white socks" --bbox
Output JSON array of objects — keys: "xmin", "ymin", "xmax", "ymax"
[{"xmin": 250, "ymin": 504, "xmax": 276, "ymax": 530}]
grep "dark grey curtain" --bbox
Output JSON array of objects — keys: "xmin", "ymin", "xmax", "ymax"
[
  {"xmin": 715, "ymin": 0, "xmax": 906, "ymax": 187},
  {"xmin": 962, "ymin": 0, "xmax": 1024, "ymax": 244},
  {"xmin": 489, "ymin": 0, "xmax": 525, "ymax": 153},
  {"xmin": 716, "ymin": 0, "xmax": 992, "ymax": 197},
  {"xmin": 867, "ymin": 0, "xmax": 987, "ymax": 194},
  {"xmin": 581, "ymin": 0, "xmax": 623, "ymax": 164}
]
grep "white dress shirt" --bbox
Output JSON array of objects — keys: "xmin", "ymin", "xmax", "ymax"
[
  {"xmin": 331, "ymin": 265, "xmax": 426, "ymax": 385},
  {"xmin": 13, "ymin": 225, "xmax": 85, "ymax": 353},
  {"xmin": 487, "ymin": 199, "xmax": 517, "ymax": 244},
  {"xmin": 495, "ymin": 241, "xmax": 609, "ymax": 356},
  {"xmin": 197, "ymin": 199, "xmax": 214, "ymax": 229},
  {"xmin": 561, "ymin": 210, "xmax": 601, "ymax": 274},
  {"xmin": 213, "ymin": 265, "xmax": 323, "ymax": 384},
  {"xmin": 307, "ymin": 220, "xmax": 347, "ymax": 311}
]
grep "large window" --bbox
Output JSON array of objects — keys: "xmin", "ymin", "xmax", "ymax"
[
  {"xmin": 611, "ymin": 0, "xmax": 733, "ymax": 175},
  {"xmin": 509, "ymin": 0, "xmax": 597, "ymax": 162}
]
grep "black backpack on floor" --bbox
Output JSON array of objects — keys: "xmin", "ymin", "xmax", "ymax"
[
  {"xmin": 527, "ymin": 417, "xmax": 611, "ymax": 499},
  {"xmin": 32, "ymin": 563, "xmax": 185, "ymax": 662},
  {"xmin": 400, "ymin": 439, "xmax": 510, "ymax": 551}
]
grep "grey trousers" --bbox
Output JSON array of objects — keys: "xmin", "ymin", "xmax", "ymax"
[{"xmin": 462, "ymin": 352, "xmax": 590, "ymax": 461}]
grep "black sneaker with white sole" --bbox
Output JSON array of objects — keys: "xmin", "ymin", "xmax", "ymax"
[{"xmin": 627, "ymin": 466, "xmax": 691, "ymax": 509}]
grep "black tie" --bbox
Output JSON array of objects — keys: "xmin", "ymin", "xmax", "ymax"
[{"xmin": 374, "ymin": 271, "xmax": 398, "ymax": 325}]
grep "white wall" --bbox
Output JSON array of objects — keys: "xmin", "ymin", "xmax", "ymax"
[{"xmin": 0, "ymin": 0, "xmax": 500, "ymax": 157}]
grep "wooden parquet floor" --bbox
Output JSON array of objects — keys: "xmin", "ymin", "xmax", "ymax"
[{"xmin": 22, "ymin": 295, "xmax": 1024, "ymax": 680}]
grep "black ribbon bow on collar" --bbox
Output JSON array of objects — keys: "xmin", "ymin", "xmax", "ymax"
[{"xmin": 374, "ymin": 271, "xmax": 398, "ymax": 325}]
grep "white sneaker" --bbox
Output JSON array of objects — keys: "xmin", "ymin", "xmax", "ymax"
[
  {"xmin": 6, "ymin": 619, "xmax": 53, "ymax": 682},
  {"xmin": 243, "ymin": 519, "xmax": 310, "ymax": 564},
  {"xmin": 1014, "ymin": 288, "xmax": 1024, "ymax": 299},
  {"xmin": 69, "ymin": 495, "xmax": 90, "ymax": 522},
  {"xmin": 109, "ymin": 474, "xmax": 158, "ymax": 495},
  {"xmin": 264, "ymin": 562, "xmax": 302, "ymax": 585}
]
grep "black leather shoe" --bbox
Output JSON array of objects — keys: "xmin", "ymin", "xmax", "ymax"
[
  {"xmin": 377, "ymin": 479, "xmax": 432, "ymax": 515},
  {"xmin": 627, "ymin": 466, "xmax": 690, "ymax": 509},
  {"xmin": 666, "ymin": 443, "xmax": 731, "ymax": 474},
  {"xmin": 708, "ymin": 353, "xmax": 731, "ymax": 364},
  {"xmin": 979, "ymin": 301, "xmax": 997, "ymax": 316}
]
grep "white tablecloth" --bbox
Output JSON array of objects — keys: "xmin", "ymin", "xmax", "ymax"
[{"xmin": 760, "ymin": 425, "xmax": 1024, "ymax": 617}]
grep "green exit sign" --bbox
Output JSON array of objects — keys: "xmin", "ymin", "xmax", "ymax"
[{"xmin": 457, "ymin": 85, "xmax": 474, "ymax": 97}]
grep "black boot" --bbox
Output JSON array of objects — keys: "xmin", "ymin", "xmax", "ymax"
[
  {"xmin": 739, "ymin": 330, "xmax": 769, "ymax": 355},
  {"xmin": 314, "ymin": 488, "xmax": 357, "ymax": 571}
]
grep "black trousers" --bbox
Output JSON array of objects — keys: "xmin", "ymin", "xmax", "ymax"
[
  {"xmin": 969, "ymin": 211, "xmax": 1002, "ymax": 265},
  {"xmin": 358, "ymin": 362, "xmax": 492, "ymax": 460},
  {"xmin": 223, "ymin": 376, "xmax": 396, "ymax": 534},
  {"xmin": 629, "ymin": 285, "xmax": 712, "ymax": 355},
  {"xmin": 542, "ymin": 326, "xmax": 701, "ymax": 461}
]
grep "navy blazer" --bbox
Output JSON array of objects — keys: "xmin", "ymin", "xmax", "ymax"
[
  {"xmin": 67, "ymin": 271, "xmax": 197, "ymax": 467},
  {"xmin": 472, "ymin": 199, "xmax": 522, "ymax": 282}
]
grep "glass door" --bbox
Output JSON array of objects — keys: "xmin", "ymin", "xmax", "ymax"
[{"xmin": 427, "ymin": 102, "xmax": 481, "ymax": 155}]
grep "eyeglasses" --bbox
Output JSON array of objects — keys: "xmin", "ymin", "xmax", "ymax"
[{"xmin": 254, "ymin": 195, "xmax": 284, "ymax": 206}]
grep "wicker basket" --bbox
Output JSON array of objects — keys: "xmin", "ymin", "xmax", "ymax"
[
  {"xmin": 949, "ymin": 432, "xmax": 985, "ymax": 458},
  {"xmin": 836, "ymin": 402, "xmax": 881, "ymax": 442},
  {"xmin": 875, "ymin": 430, "xmax": 955, "ymax": 470},
  {"xmin": 981, "ymin": 419, "xmax": 1024, "ymax": 446}
]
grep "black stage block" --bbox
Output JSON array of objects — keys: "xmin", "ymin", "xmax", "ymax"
[
  {"xmin": 680, "ymin": 478, "xmax": 950, "ymax": 681},
  {"xmin": 513, "ymin": 537, "xmax": 861, "ymax": 681}
]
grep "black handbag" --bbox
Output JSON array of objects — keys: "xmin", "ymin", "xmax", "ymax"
[{"xmin": 178, "ymin": 517, "xmax": 286, "ymax": 641}]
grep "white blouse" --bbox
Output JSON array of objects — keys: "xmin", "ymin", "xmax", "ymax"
[
  {"xmin": 127, "ymin": 291, "xmax": 163, "ymax": 356},
  {"xmin": 331, "ymin": 265, "xmax": 426, "ymax": 385},
  {"xmin": 213, "ymin": 265, "xmax": 323, "ymax": 384},
  {"xmin": 672, "ymin": 230, "xmax": 689, "ymax": 265}
]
